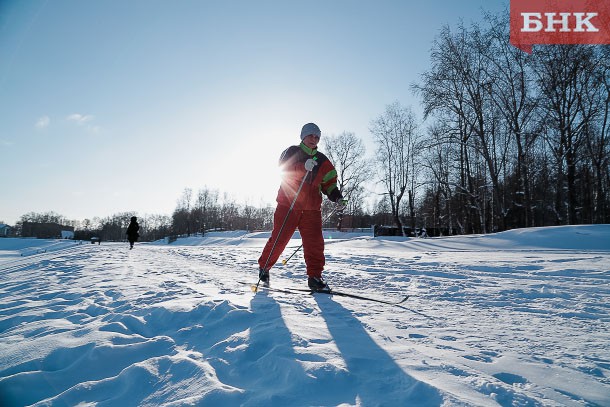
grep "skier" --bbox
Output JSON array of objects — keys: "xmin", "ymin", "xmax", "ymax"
[
  {"xmin": 258, "ymin": 122, "xmax": 347, "ymax": 291},
  {"xmin": 126, "ymin": 216, "xmax": 140, "ymax": 249}
]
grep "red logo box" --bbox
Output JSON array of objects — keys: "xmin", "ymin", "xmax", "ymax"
[{"xmin": 510, "ymin": 0, "xmax": 610, "ymax": 53}]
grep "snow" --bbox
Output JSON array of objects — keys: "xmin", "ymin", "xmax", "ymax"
[{"xmin": 0, "ymin": 225, "xmax": 609, "ymax": 406}]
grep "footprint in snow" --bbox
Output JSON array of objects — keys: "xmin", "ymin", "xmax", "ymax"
[{"xmin": 493, "ymin": 372, "xmax": 528, "ymax": 385}]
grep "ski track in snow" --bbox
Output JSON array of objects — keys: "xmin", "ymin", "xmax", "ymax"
[{"xmin": 0, "ymin": 226, "xmax": 609, "ymax": 406}]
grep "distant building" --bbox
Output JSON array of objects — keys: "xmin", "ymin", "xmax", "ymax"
[
  {"xmin": 0, "ymin": 224, "xmax": 13, "ymax": 237},
  {"xmin": 21, "ymin": 222, "xmax": 75, "ymax": 239}
]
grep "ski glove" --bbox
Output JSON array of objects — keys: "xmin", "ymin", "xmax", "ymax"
[
  {"xmin": 336, "ymin": 199, "xmax": 348, "ymax": 212},
  {"xmin": 304, "ymin": 158, "xmax": 317, "ymax": 172}
]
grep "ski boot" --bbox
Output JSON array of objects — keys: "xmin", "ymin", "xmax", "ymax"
[
  {"xmin": 308, "ymin": 277, "xmax": 330, "ymax": 292},
  {"xmin": 259, "ymin": 268, "xmax": 270, "ymax": 285}
]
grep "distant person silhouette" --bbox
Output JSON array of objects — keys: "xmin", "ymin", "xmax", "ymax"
[{"xmin": 126, "ymin": 216, "xmax": 140, "ymax": 249}]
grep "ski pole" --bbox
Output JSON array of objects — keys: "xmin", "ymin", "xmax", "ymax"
[
  {"xmin": 281, "ymin": 206, "xmax": 339, "ymax": 265},
  {"xmin": 255, "ymin": 159, "xmax": 316, "ymax": 291}
]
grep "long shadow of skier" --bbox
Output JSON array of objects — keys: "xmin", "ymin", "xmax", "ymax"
[
  {"xmin": 215, "ymin": 291, "xmax": 345, "ymax": 406},
  {"xmin": 239, "ymin": 291, "xmax": 311, "ymax": 406},
  {"xmin": 193, "ymin": 290, "xmax": 352, "ymax": 406},
  {"xmin": 196, "ymin": 291, "xmax": 308, "ymax": 405},
  {"xmin": 315, "ymin": 295, "xmax": 444, "ymax": 406}
]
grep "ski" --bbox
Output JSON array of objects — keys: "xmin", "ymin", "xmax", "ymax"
[
  {"xmin": 315, "ymin": 288, "xmax": 409, "ymax": 306},
  {"xmin": 240, "ymin": 281, "xmax": 409, "ymax": 306},
  {"xmin": 240, "ymin": 281, "xmax": 308, "ymax": 296}
]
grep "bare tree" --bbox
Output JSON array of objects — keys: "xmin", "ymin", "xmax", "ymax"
[
  {"xmin": 193, "ymin": 186, "xmax": 219, "ymax": 233},
  {"xmin": 415, "ymin": 22, "xmax": 514, "ymax": 233},
  {"xmin": 414, "ymin": 24, "xmax": 488, "ymax": 233},
  {"xmin": 221, "ymin": 193, "xmax": 238, "ymax": 230},
  {"xmin": 585, "ymin": 46, "xmax": 610, "ymax": 223},
  {"xmin": 419, "ymin": 121, "xmax": 459, "ymax": 234},
  {"xmin": 323, "ymin": 131, "xmax": 372, "ymax": 230},
  {"xmin": 172, "ymin": 188, "xmax": 193, "ymax": 235},
  {"xmin": 143, "ymin": 214, "xmax": 172, "ymax": 241},
  {"xmin": 481, "ymin": 12, "xmax": 541, "ymax": 228},
  {"xmin": 370, "ymin": 102, "xmax": 422, "ymax": 235},
  {"xmin": 533, "ymin": 45, "xmax": 603, "ymax": 224}
]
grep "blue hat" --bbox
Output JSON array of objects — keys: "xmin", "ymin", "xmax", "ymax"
[{"xmin": 300, "ymin": 123, "xmax": 321, "ymax": 140}]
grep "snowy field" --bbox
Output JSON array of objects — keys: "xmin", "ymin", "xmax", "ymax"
[{"xmin": 0, "ymin": 225, "xmax": 609, "ymax": 406}]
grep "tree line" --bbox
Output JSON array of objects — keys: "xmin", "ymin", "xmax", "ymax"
[
  {"xmin": 411, "ymin": 14, "xmax": 609, "ymax": 234},
  {"xmin": 10, "ymin": 11, "xmax": 609, "ymax": 240}
]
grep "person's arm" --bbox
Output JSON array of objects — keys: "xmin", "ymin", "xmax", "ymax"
[{"xmin": 319, "ymin": 162, "xmax": 343, "ymax": 202}]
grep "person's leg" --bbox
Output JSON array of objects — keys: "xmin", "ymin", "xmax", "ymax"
[
  {"xmin": 299, "ymin": 210, "xmax": 325, "ymax": 278},
  {"xmin": 258, "ymin": 205, "xmax": 301, "ymax": 271}
]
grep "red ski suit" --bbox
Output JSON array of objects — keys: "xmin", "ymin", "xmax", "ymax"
[{"xmin": 258, "ymin": 143, "xmax": 343, "ymax": 278}]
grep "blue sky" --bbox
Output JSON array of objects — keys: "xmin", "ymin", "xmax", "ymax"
[{"xmin": 0, "ymin": 0, "xmax": 507, "ymax": 225}]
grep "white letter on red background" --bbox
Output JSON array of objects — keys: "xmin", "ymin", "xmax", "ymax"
[
  {"xmin": 573, "ymin": 13, "xmax": 599, "ymax": 32},
  {"xmin": 522, "ymin": 13, "xmax": 543, "ymax": 32},
  {"xmin": 545, "ymin": 12, "xmax": 571, "ymax": 32}
]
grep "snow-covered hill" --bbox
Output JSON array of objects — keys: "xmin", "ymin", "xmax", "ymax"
[{"xmin": 1, "ymin": 225, "xmax": 609, "ymax": 406}]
